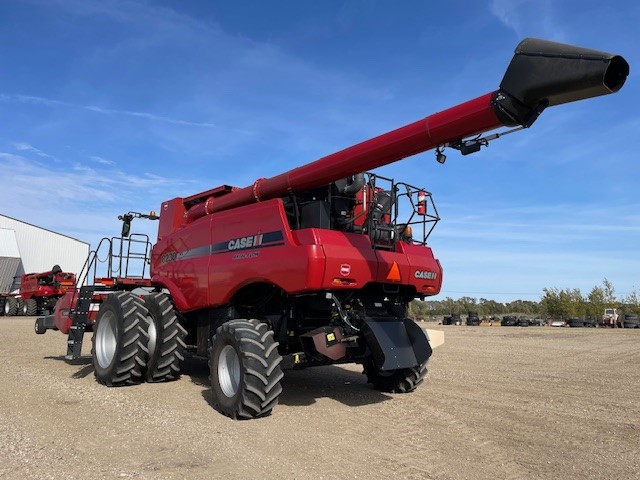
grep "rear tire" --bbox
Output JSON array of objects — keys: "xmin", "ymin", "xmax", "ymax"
[
  {"xmin": 138, "ymin": 293, "xmax": 187, "ymax": 382},
  {"xmin": 209, "ymin": 319, "xmax": 283, "ymax": 419},
  {"xmin": 363, "ymin": 358, "xmax": 427, "ymax": 393},
  {"xmin": 4, "ymin": 297, "xmax": 18, "ymax": 316},
  {"xmin": 23, "ymin": 298, "xmax": 38, "ymax": 316},
  {"xmin": 92, "ymin": 292, "xmax": 147, "ymax": 387}
]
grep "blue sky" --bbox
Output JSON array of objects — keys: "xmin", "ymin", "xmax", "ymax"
[{"xmin": 0, "ymin": 0, "xmax": 638, "ymax": 302}]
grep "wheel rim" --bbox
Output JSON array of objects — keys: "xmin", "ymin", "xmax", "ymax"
[
  {"xmin": 218, "ymin": 345, "xmax": 241, "ymax": 398},
  {"xmin": 146, "ymin": 315, "xmax": 158, "ymax": 358},
  {"xmin": 4, "ymin": 301, "xmax": 10, "ymax": 315},
  {"xmin": 95, "ymin": 310, "xmax": 118, "ymax": 368}
]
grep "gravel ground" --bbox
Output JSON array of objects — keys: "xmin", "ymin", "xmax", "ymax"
[{"xmin": 1, "ymin": 317, "xmax": 639, "ymax": 479}]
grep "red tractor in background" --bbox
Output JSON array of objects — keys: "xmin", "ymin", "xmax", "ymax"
[
  {"xmin": 36, "ymin": 38, "xmax": 628, "ymax": 419},
  {"xmin": 1, "ymin": 266, "xmax": 75, "ymax": 316}
]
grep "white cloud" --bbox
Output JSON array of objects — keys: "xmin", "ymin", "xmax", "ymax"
[
  {"xmin": 90, "ymin": 156, "xmax": 115, "ymax": 166},
  {"xmin": 13, "ymin": 142, "xmax": 56, "ymax": 160},
  {"xmin": 0, "ymin": 152, "xmax": 201, "ymax": 246},
  {"xmin": 489, "ymin": 0, "xmax": 566, "ymax": 41},
  {"xmin": 1, "ymin": 93, "xmax": 220, "ymax": 129}
]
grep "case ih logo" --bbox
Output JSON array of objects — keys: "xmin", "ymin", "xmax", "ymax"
[
  {"xmin": 228, "ymin": 234, "xmax": 264, "ymax": 251},
  {"xmin": 414, "ymin": 270, "xmax": 437, "ymax": 280},
  {"xmin": 340, "ymin": 264, "xmax": 351, "ymax": 276}
]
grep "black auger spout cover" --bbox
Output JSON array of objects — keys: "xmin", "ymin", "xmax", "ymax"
[{"xmin": 494, "ymin": 37, "xmax": 629, "ymax": 128}]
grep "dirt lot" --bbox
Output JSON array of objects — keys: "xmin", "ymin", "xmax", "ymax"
[{"xmin": 1, "ymin": 317, "xmax": 639, "ymax": 480}]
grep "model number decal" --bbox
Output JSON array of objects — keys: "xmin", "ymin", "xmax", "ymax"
[
  {"xmin": 160, "ymin": 251, "xmax": 177, "ymax": 264},
  {"xmin": 232, "ymin": 251, "xmax": 260, "ymax": 260},
  {"xmin": 414, "ymin": 270, "xmax": 437, "ymax": 280}
]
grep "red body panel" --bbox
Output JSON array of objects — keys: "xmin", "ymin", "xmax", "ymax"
[
  {"xmin": 152, "ymin": 198, "xmax": 442, "ymax": 312},
  {"xmin": 157, "ymin": 197, "xmax": 186, "ymax": 242}
]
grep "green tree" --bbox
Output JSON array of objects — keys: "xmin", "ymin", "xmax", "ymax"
[
  {"xmin": 541, "ymin": 288, "xmax": 562, "ymax": 318},
  {"xmin": 623, "ymin": 288, "xmax": 640, "ymax": 314},
  {"xmin": 602, "ymin": 278, "xmax": 616, "ymax": 306},
  {"xmin": 587, "ymin": 286, "xmax": 605, "ymax": 319},
  {"xmin": 567, "ymin": 288, "xmax": 586, "ymax": 317}
]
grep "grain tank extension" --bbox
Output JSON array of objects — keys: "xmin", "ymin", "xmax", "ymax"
[{"xmin": 41, "ymin": 38, "xmax": 628, "ymax": 419}]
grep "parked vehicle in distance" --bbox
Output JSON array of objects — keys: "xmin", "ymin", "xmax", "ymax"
[
  {"xmin": 466, "ymin": 311, "xmax": 480, "ymax": 326},
  {"xmin": 501, "ymin": 315, "xmax": 518, "ymax": 327},
  {"xmin": 602, "ymin": 308, "xmax": 620, "ymax": 327},
  {"xmin": 1, "ymin": 266, "xmax": 75, "ymax": 316}
]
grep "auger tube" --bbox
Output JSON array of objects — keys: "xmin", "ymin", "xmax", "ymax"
[{"xmin": 185, "ymin": 38, "xmax": 628, "ymax": 223}]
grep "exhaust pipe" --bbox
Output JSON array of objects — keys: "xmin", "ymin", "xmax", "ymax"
[{"xmin": 495, "ymin": 38, "xmax": 629, "ymax": 127}]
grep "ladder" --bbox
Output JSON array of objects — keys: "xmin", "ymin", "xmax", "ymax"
[{"xmin": 65, "ymin": 285, "xmax": 97, "ymax": 360}]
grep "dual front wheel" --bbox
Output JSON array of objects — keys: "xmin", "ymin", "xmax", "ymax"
[
  {"xmin": 2, "ymin": 297, "xmax": 23, "ymax": 316},
  {"xmin": 2, "ymin": 297, "xmax": 37, "ymax": 316},
  {"xmin": 91, "ymin": 293, "xmax": 285, "ymax": 419},
  {"xmin": 92, "ymin": 292, "xmax": 187, "ymax": 386}
]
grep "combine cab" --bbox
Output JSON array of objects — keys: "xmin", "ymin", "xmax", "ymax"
[{"xmin": 37, "ymin": 38, "xmax": 629, "ymax": 419}]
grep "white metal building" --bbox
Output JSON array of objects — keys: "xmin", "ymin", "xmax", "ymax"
[{"xmin": 0, "ymin": 214, "xmax": 89, "ymax": 293}]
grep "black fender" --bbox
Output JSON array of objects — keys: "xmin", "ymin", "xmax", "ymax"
[{"xmin": 361, "ymin": 318, "xmax": 432, "ymax": 371}]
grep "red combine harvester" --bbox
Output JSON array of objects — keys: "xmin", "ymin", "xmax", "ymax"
[
  {"xmin": 35, "ymin": 38, "xmax": 628, "ymax": 419},
  {"xmin": 1, "ymin": 266, "xmax": 75, "ymax": 316}
]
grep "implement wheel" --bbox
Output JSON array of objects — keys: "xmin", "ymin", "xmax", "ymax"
[
  {"xmin": 4, "ymin": 297, "xmax": 18, "ymax": 316},
  {"xmin": 363, "ymin": 358, "xmax": 427, "ymax": 393},
  {"xmin": 209, "ymin": 319, "xmax": 283, "ymax": 419},
  {"xmin": 139, "ymin": 293, "xmax": 187, "ymax": 382},
  {"xmin": 23, "ymin": 298, "xmax": 38, "ymax": 316},
  {"xmin": 92, "ymin": 292, "xmax": 147, "ymax": 387}
]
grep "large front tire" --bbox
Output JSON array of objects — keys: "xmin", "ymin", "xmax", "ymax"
[
  {"xmin": 92, "ymin": 292, "xmax": 147, "ymax": 387},
  {"xmin": 138, "ymin": 293, "xmax": 187, "ymax": 382},
  {"xmin": 4, "ymin": 297, "xmax": 18, "ymax": 316},
  {"xmin": 363, "ymin": 358, "xmax": 427, "ymax": 393},
  {"xmin": 209, "ymin": 319, "xmax": 283, "ymax": 419},
  {"xmin": 23, "ymin": 298, "xmax": 38, "ymax": 316}
]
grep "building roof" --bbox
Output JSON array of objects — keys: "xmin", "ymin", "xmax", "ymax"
[{"xmin": 0, "ymin": 213, "xmax": 89, "ymax": 246}]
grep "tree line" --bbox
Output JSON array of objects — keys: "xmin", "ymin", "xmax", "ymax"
[{"xmin": 410, "ymin": 279, "xmax": 639, "ymax": 319}]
